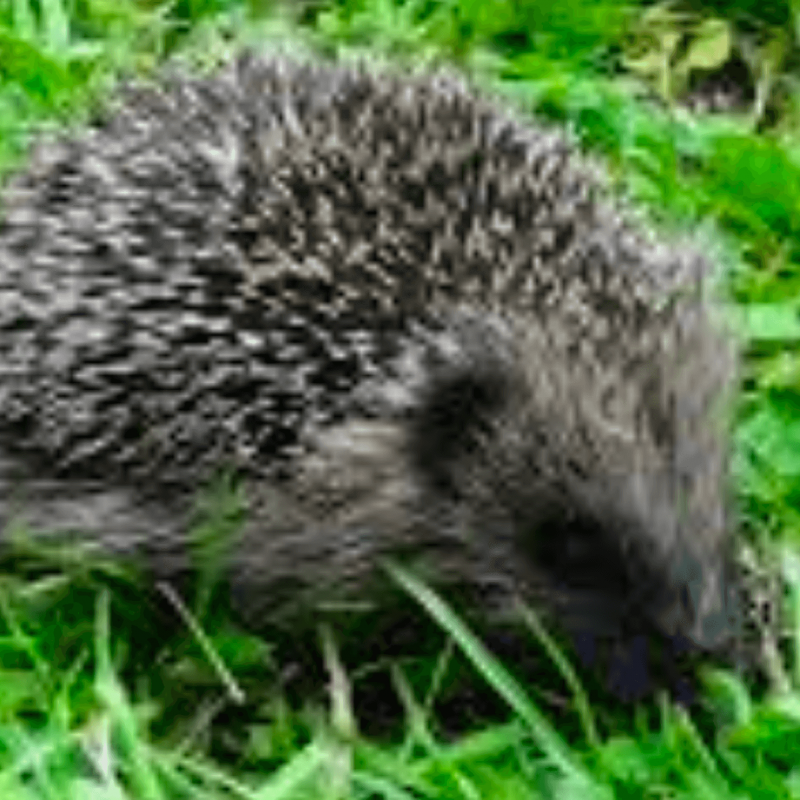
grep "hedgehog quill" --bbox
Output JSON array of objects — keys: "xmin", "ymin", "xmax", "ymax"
[{"xmin": 0, "ymin": 52, "xmax": 741, "ymax": 701}]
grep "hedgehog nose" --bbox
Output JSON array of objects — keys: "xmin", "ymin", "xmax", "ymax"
[{"xmin": 652, "ymin": 551, "xmax": 739, "ymax": 652}]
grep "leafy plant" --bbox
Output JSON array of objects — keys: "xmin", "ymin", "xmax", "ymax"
[{"xmin": 623, "ymin": 3, "xmax": 733, "ymax": 104}]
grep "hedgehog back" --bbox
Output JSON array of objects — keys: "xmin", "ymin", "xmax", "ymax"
[{"xmin": 0, "ymin": 55, "xmax": 694, "ymax": 487}]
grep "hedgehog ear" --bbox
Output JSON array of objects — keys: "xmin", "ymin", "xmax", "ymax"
[{"xmin": 405, "ymin": 312, "xmax": 520, "ymax": 494}]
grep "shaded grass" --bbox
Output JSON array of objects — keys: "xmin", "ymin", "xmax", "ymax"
[{"xmin": 1, "ymin": 531, "xmax": 799, "ymax": 798}]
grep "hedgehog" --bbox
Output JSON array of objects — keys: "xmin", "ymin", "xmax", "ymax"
[{"xmin": 0, "ymin": 50, "xmax": 741, "ymax": 702}]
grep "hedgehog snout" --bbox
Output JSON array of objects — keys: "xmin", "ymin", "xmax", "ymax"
[{"xmin": 569, "ymin": 470, "xmax": 739, "ymax": 654}]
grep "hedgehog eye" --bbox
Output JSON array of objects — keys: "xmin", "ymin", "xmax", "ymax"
[{"xmin": 532, "ymin": 513, "xmax": 630, "ymax": 592}]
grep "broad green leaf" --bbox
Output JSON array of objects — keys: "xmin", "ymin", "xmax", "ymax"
[
  {"xmin": 684, "ymin": 18, "xmax": 731, "ymax": 72},
  {"xmin": 39, "ymin": 0, "xmax": 71, "ymax": 54},
  {"xmin": 11, "ymin": 0, "xmax": 36, "ymax": 41},
  {"xmin": 738, "ymin": 401, "xmax": 800, "ymax": 478},
  {"xmin": 739, "ymin": 303, "xmax": 800, "ymax": 342}
]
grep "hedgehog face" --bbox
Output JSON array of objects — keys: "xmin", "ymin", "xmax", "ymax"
[{"xmin": 398, "ymin": 310, "xmax": 739, "ymax": 667}]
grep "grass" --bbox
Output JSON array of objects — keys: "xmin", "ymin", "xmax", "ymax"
[
  {"xmin": 2, "ymin": 543, "xmax": 799, "ymax": 798},
  {"xmin": 1, "ymin": 0, "xmax": 800, "ymax": 797}
]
